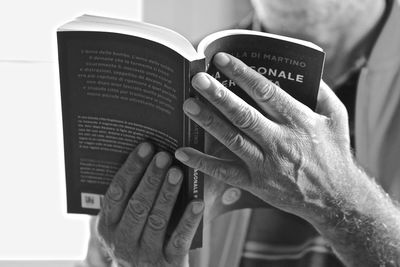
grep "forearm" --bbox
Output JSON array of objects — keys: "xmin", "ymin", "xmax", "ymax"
[{"xmin": 309, "ymin": 163, "xmax": 400, "ymax": 266}]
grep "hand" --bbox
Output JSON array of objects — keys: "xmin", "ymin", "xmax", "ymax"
[
  {"xmin": 203, "ymin": 133, "xmax": 270, "ymax": 221},
  {"xmin": 175, "ymin": 52, "xmax": 355, "ymax": 221},
  {"xmin": 97, "ymin": 142, "xmax": 204, "ymax": 267},
  {"xmin": 78, "ymin": 216, "xmax": 113, "ymax": 267}
]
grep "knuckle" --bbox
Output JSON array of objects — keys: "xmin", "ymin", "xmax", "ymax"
[
  {"xmin": 282, "ymin": 104, "xmax": 297, "ymax": 124},
  {"xmin": 284, "ymin": 139, "xmax": 302, "ymax": 158},
  {"xmin": 301, "ymin": 113, "xmax": 318, "ymax": 129},
  {"xmin": 231, "ymin": 106, "xmax": 259, "ymax": 130},
  {"xmin": 147, "ymin": 211, "xmax": 168, "ymax": 231},
  {"xmin": 194, "ymin": 157, "xmax": 207, "ymax": 172},
  {"xmin": 212, "ymin": 86, "xmax": 229, "ymax": 105},
  {"xmin": 202, "ymin": 112, "xmax": 215, "ymax": 128},
  {"xmin": 226, "ymin": 166, "xmax": 242, "ymax": 181},
  {"xmin": 255, "ymin": 81, "xmax": 276, "ymax": 102},
  {"xmin": 111, "ymin": 173, "xmax": 127, "ymax": 188},
  {"xmin": 98, "ymin": 201, "xmax": 118, "ymax": 226},
  {"xmin": 231, "ymin": 62, "xmax": 265, "ymax": 94},
  {"xmin": 231, "ymin": 62, "xmax": 249, "ymax": 79},
  {"xmin": 224, "ymin": 132, "xmax": 245, "ymax": 151},
  {"xmin": 145, "ymin": 174, "xmax": 160, "ymax": 187},
  {"xmin": 122, "ymin": 158, "xmax": 142, "ymax": 176},
  {"xmin": 171, "ymin": 234, "xmax": 190, "ymax": 252},
  {"xmin": 246, "ymin": 75, "xmax": 263, "ymax": 93},
  {"xmin": 126, "ymin": 198, "xmax": 150, "ymax": 223},
  {"xmin": 210, "ymin": 165, "xmax": 227, "ymax": 180},
  {"xmin": 159, "ymin": 191, "xmax": 174, "ymax": 204},
  {"xmin": 167, "ymin": 214, "xmax": 199, "ymax": 256},
  {"xmin": 181, "ymin": 216, "xmax": 197, "ymax": 233},
  {"xmin": 105, "ymin": 178, "xmax": 125, "ymax": 202},
  {"xmin": 276, "ymin": 136, "xmax": 303, "ymax": 163}
]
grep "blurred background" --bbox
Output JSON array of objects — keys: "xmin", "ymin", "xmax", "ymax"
[{"xmin": 0, "ymin": 0, "xmax": 250, "ymax": 266}]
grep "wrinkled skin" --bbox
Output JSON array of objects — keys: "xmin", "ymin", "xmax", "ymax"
[
  {"xmin": 96, "ymin": 143, "xmax": 204, "ymax": 267},
  {"xmin": 176, "ymin": 52, "xmax": 352, "ymax": 221}
]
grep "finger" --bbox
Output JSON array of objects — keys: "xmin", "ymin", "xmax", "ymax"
[
  {"xmin": 164, "ymin": 201, "xmax": 204, "ymax": 260},
  {"xmin": 316, "ymin": 81, "xmax": 350, "ymax": 143},
  {"xmin": 175, "ymin": 147, "xmax": 249, "ymax": 187},
  {"xmin": 117, "ymin": 152, "xmax": 172, "ymax": 244},
  {"xmin": 191, "ymin": 72, "xmax": 281, "ymax": 144},
  {"xmin": 183, "ymin": 97, "xmax": 264, "ymax": 161},
  {"xmin": 98, "ymin": 142, "xmax": 154, "ymax": 228},
  {"xmin": 212, "ymin": 52, "xmax": 314, "ymax": 125},
  {"xmin": 316, "ymin": 80, "xmax": 349, "ymax": 120},
  {"xmin": 140, "ymin": 167, "xmax": 183, "ymax": 251}
]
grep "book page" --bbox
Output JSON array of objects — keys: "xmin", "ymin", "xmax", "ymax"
[{"xmin": 59, "ymin": 15, "xmax": 203, "ymax": 61}]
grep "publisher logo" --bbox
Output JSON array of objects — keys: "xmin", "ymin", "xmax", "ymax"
[
  {"xmin": 222, "ymin": 188, "xmax": 241, "ymax": 205},
  {"xmin": 81, "ymin": 193, "xmax": 103, "ymax": 209}
]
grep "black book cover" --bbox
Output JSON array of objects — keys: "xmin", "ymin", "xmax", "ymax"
[
  {"xmin": 57, "ymin": 31, "xmax": 204, "ymax": 248},
  {"xmin": 201, "ymin": 33, "xmax": 325, "ymax": 111}
]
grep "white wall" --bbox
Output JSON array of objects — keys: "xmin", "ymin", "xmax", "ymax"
[
  {"xmin": 0, "ymin": 0, "xmax": 251, "ymax": 261},
  {"xmin": 143, "ymin": 0, "xmax": 252, "ymax": 43},
  {"xmin": 0, "ymin": 0, "xmax": 142, "ymax": 260}
]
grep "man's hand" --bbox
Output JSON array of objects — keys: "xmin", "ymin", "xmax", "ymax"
[
  {"xmin": 202, "ymin": 133, "xmax": 270, "ymax": 222},
  {"xmin": 175, "ymin": 53, "xmax": 400, "ymax": 266},
  {"xmin": 97, "ymin": 142, "xmax": 204, "ymax": 267},
  {"xmin": 175, "ymin": 52, "xmax": 353, "ymax": 220}
]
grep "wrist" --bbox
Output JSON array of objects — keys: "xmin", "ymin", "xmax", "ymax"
[
  {"xmin": 285, "ymin": 154, "xmax": 360, "ymax": 225},
  {"xmin": 306, "ymin": 162, "xmax": 372, "ymax": 226},
  {"xmin": 305, "ymin": 162, "xmax": 400, "ymax": 266}
]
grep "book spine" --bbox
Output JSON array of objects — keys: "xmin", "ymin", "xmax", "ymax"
[
  {"xmin": 186, "ymin": 58, "xmax": 206, "ymax": 249},
  {"xmin": 57, "ymin": 32, "xmax": 79, "ymax": 214}
]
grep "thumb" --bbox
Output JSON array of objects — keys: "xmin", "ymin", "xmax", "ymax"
[
  {"xmin": 315, "ymin": 80, "xmax": 350, "ymax": 135},
  {"xmin": 316, "ymin": 81, "xmax": 346, "ymax": 117}
]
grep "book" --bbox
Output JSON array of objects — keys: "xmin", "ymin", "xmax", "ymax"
[{"xmin": 57, "ymin": 14, "xmax": 325, "ymax": 249}]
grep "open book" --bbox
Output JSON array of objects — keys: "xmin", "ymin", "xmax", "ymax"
[{"xmin": 57, "ymin": 14, "xmax": 325, "ymax": 249}]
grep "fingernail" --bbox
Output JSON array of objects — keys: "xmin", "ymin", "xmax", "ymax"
[
  {"xmin": 214, "ymin": 53, "xmax": 230, "ymax": 67},
  {"xmin": 192, "ymin": 73, "xmax": 211, "ymax": 90},
  {"xmin": 168, "ymin": 168, "xmax": 182, "ymax": 185},
  {"xmin": 183, "ymin": 99, "xmax": 201, "ymax": 115},
  {"xmin": 156, "ymin": 152, "xmax": 170, "ymax": 168},
  {"xmin": 192, "ymin": 201, "xmax": 204, "ymax": 214},
  {"xmin": 175, "ymin": 150, "xmax": 189, "ymax": 162},
  {"xmin": 138, "ymin": 142, "xmax": 151, "ymax": 158}
]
